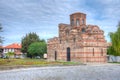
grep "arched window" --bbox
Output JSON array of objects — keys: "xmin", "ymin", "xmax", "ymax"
[
  {"xmin": 76, "ymin": 19, "xmax": 79, "ymax": 27},
  {"xmin": 101, "ymin": 48, "xmax": 103, "ymax": 56},
  {"xmin": 82, "ymin": 19, "xmax": 84, "ymax": 24},
  {"xmin": 73, "ymin": 38, "xmax": 76, "ymax": 43},
  {"xmin": 60, "ymin": 39, "xmax": 61, "ymax": 44},
  {"xmin": 82, "ymin": 28, "xmax": 85, "ymax": 33},
  {"xmin": 66, "ymin": 30, "xmax": 69, "ymax": 36},
  {"xmin": 93, "ymin": 48, "xmax": 94, "ymax": 56},
  {"xmin": 55, "ymin": 51, "xmax": 57, "ymax": 60},
  {"xmin": 66, "ymin": 39, "xmax": 68, "ymax": 43},
  {"xmin": 71, "ymin": 19, "xmax": 74, "ymax": 26}
]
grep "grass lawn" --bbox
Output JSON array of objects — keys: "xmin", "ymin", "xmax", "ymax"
[
  {"xmin": 109, "ymin": 62, "xmax": 120, "ymax": 64},
  {"xmin": 0, "ymin": 59, "xmax": 81, "ymax": 70}
]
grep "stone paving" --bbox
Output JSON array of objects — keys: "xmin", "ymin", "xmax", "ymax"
[{"xmin": 0, "ymin": 64, "xmax": 120, "ymax": 80}]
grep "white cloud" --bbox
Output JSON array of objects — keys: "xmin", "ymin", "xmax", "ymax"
[{"xmin": 0, "ymin": 0, "xmax": 120, "ymax": 45}]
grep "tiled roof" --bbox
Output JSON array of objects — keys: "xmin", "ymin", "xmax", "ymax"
[
  {"xmin": 0, "ymin": 46, "xmax": 3, "ymax": 48},
  {"xmin": 4, "ymin": 43, "xmax": 21, "ymax": 49}
]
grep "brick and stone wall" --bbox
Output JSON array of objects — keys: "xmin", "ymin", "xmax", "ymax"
[{"xmin": 47, "ymin": 12, "xmax": 107, "ymax": 63}]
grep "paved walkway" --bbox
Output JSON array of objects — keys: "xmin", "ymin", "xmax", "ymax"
[{"xmin": 0, "ymin": 64, "xmax": 120, "ymax": 80}]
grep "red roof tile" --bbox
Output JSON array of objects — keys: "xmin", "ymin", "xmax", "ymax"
[
  {"xmin": 4, "ymin": 43, "xmax": 21, "ymax": 49},
  {"xmin": 0, "ymin": 46, "xmax": 3, "ymax": 48}
]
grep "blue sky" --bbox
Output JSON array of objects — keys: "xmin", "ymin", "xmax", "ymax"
[{"xmin": 0, "ymin": 0, "xmax": 120, "ymax": 46}]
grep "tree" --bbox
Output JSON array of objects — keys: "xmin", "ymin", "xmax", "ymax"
[
  {"xmin": 0, "ymin": 24, "xmax": 3, "ymax": 43},
  {"xmin": 108, "ymin": 22, "xmax": 120, "ymax": 56},
  {"xmin": 28, "ymin": 42, "xmax": 47, "ymax": 58},
  {"xmin": 21, "ymin": 32, "xmax": 44, "ymax": 57},
  {"xmin": 6, "ymin": 52, "xmax": 14, "ymax": 59}
]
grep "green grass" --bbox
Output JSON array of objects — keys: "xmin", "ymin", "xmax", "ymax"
[
  {"xmin": 60, "ymin": 61, "xmax": 80, "ymax": 65},
  {"xmin": 0, "ymin": 59, "xmax": 82, "ymax": 70},
  {"xmin": 109, "ymin": 62, "xmax": 120, "ymax": 64},
  {"xmin": 0, "ymin": 59, "xmax": 58, "ymax": 66}
]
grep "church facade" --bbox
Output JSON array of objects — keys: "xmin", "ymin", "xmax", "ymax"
[{"xmin": 47, "ymin": 12, "xmax": 107, "ymax": 63}]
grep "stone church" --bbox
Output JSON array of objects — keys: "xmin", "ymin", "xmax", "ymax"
[{"xmin": 47, "ymin": 12, "xmax": 107, "ymax": 63}]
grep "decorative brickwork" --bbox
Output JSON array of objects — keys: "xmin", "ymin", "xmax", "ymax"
[{"xmin": 47, "ymin": 12, "xmax": 107, "ymax": 63}]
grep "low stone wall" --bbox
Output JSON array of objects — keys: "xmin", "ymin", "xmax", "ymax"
[{"xmin": 108, "ymin": 55, "xmax": 120, "ymax": 62}]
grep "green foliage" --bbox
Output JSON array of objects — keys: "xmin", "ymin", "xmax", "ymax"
[
  {"xmin": 6, "ymin": 52, "xmax": 14, "ymax": 58},
  {"xmin": 28, "ymin": 42, "xmax": 47, "ymax": 58},
  {"xmin": 21, "ymin": 32, "xmax": 40, "ymax": 54},
  {"xmin": 108, "ymin": 22, "xmax": 120, "ymax": 56}
]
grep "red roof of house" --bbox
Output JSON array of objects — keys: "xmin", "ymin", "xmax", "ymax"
[
  {"xmin": 0, "ymin": 46, "xmax": 3, "ymax": 49},
  {"xmin": 4, "ymin": 43, "xmax": 21, "ymax": 49}
]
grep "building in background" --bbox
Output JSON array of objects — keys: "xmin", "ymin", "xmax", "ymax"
[
  {"xmin": 47, "ymin": 12, "xmax": 107, "ymax": 63},
  {"xmin": 3, "ymin": 43, "xmax": 22, "ymax": 58}
]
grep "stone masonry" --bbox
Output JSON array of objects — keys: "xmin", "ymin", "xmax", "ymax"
[{"xmin": 47, "ymin": 12, "xmax": 107, "ymax": 63}]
